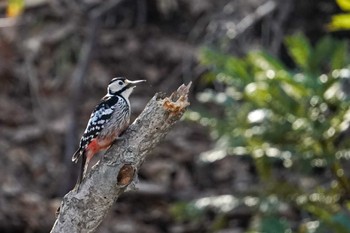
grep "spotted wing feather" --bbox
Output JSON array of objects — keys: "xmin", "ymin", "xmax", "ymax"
[{"xmin": 71, "ymin": 96, "xmax": 119, "ymax": 162}]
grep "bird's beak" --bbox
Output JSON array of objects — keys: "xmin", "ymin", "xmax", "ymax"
[{"xmin": 126, "ymin": 79, "xmax": 146, "ymax": 87}]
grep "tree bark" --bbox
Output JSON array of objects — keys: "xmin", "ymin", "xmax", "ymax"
[{"xmin": 50, "ymin": 83, "xmax": 191, "ymax": 233}]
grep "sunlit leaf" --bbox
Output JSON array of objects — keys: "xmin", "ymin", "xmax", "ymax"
[
  {"xmin": 336, "ymin": 0, "xmax": 350, "ymax": 11},
  {"xmin": 6, "ymin": 0, "xmax": 25, "ymax": 17},
  {"xmin": 285, "ymin": 33, "xmax": 311, "ymax": 71},
  {"xmin": 248, "ymin": 51, "xmax": 286, "ymax": 72},
  {"xmin": 328, "ymin": 14, "xmax": 350, "ymax": 31},
  {"xmin": 244, "ymin": 82, "xmax": 272, "ymax": 108}
]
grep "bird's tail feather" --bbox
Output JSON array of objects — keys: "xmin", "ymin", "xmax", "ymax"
[
  {"xmin": 72, "ymin": 148, "xmax": 82, "ymax": 163},
  {"xmin": 74, "ymin": 150, "xmax": 86, "ymax": 191}
]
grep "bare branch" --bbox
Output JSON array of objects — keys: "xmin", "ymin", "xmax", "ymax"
[{"xmin": 51, "ymin": 82, "xmax": 191, "ymax": 233}]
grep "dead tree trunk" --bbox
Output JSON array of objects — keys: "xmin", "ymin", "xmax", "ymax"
[{"xmin": 50, "ymin": 83, "xmax": 191, "ymax": 233}]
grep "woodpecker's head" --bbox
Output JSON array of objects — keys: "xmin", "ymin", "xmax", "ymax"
[{"xmin": 107, "ymin": 77, "xmax": 146, "ymax": 98}]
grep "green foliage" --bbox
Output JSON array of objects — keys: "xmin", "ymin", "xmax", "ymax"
[
  {"xmin": 188, "ymin": 34, "xmax": 350, "ymax": 232},
  {"xmin": 329, "ymin": 0, "xmax": 350, "ymax": 31},
  {"xmin": 285, "ymin": 33, "xmax": 311, "ymax": 71},
  {"xmin": 285, "ymin": 34, "xmax": 348, "ymax": 73}
]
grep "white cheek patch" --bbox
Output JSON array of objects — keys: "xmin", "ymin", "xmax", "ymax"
[{"xmin": 109, "ymin": 82, "xmax": 126, "ymax": 93}]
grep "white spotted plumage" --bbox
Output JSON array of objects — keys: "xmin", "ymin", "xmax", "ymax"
[{"xmin": 79, "ymin": 98, "xmax": 120, "ymax": 150}]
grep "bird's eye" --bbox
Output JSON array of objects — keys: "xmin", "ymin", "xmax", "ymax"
[{"xmin": 118, "ymin": 81, "xmax": 124, "ymax": 86}]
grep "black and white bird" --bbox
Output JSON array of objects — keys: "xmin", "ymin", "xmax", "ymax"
[{"xmin": 72, "ymin": 77, "xmax": 145, "ymax": 189}]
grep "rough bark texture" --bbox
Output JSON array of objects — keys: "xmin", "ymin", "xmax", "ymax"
[{"xmin": 50, "ymin": 83, "xmax": 191, "ymax": 233}]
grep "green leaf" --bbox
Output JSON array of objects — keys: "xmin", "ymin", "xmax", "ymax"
[
  {"xmin": 331, "ymin": 40, "xmax": 348, "ymax": 69},
  {"xmin": 285, "ymin": 33, "xmax": 312, "ymax": 71},
  {"xmin": 311, "ymin": 36, "xmax": 334, "ymax": 73},
  {"xmin": 329, "ymin": 14, "xmax": 350, "ymax": 31},
  {"xmin": 200, "ymin": 48, "xmax": 252, "ymax": 87},
  {"xmin": 248, "ymin": 51, "xmax": 286, "ymax": 72},
  {"xmin": 336, "ymin": 0, "xmax": 350, "ymax": 11},
  {"xmin": 244, "ymin": 82, "xmax": 272, "ymax": 108},
  {"xmin": 310, "ymin": 36, "xmax": 348, "ymax": 72},
  {"xmin": 224, "ymin": 56, "xmax": 251, "ymax": 81}
]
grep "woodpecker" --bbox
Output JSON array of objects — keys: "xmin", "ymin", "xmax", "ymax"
[{"xmin": 72, "ymin": 77, "xmax": 145, "ymax": 189}]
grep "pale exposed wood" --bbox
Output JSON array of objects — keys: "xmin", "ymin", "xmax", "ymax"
[{"xmin": 50, "ymin": 82, "xmax": 191, "ymax": 233}]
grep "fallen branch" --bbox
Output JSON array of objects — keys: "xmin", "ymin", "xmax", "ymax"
[{"xmin": 51, "ymin": 82, "xmax": 191, "ymax": 233}]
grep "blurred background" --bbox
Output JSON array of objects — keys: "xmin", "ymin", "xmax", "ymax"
[{"xmin": 1, "ymin": 0, "xmax": 350, "ymax": 232}]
